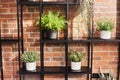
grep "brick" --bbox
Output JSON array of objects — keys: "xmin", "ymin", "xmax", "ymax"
[{"xmin": 0, "ymin": 0, "xmax": 119, "ymax": 80}]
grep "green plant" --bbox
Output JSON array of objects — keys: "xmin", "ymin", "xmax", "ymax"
[
  {"xmin": 68, "ymin": 51, "xmax": 85, "ymax": 62},
  {"xmin": 96, "ymin": 19, "xmax": 114, "ymax": 31},
  {"xmin": 98, "ymin": 68, "xmax": 114, "ymax": 80},
  {"xmin": 21, "ymin": 51, "xmax": 39, "ymax": 62},
  {"xmin": 36, "ymin": 11, "xmax": 66, "ymax": 31}
]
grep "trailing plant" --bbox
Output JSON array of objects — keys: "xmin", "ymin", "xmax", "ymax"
[
  {"xmin": 96, "ymin": 19, "xmax": 114, "ymax": 31},
  {"xmin": 78, "ymin": 0, "xmax": 92, "ymax": 23},
  {"xmin": 21, "ymin": 51, "xmax": 39, "ymax": 62},
  {"xmin": 68, "ymin": 51, "xmax": 85, "ymax": 62},
  {"xmin": 36, "ymin": 11, "xmax": 66, "ymax": 31},
  {"xmin": 75, "ymin": 0, "xmax": 93, "ymax": 37}
]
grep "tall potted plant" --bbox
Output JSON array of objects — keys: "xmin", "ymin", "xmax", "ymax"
[
  {"xmin": 20, "ymin": 51, "xmax": 39, "ymax": 71},
  {"xmin": 36, "ymin": 11, "xmax": 66, "ymax": 39},
  {"xmin": 96, "ymin": 19, "xmax": 114, "ymax": 39},
  {"xmin": 68, "ymin": 51, "xmax": 85, "ymax": 70}
]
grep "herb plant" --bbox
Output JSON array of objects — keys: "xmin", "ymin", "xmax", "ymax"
[
  {"xmin": 21, "ymin": 51, "xmax": 39, "ymax": 62},
  {"xmin": 96, "ymin": 19, "xmax": 114, "ymax": 31},
  {"xmin": 68, "ymin": 51, "xmax": 85, "ymax": 62}
]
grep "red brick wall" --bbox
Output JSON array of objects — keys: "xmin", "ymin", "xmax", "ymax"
[{"xmin": 0, "ymin": 0, "xmax": 119, "ymax": 80}]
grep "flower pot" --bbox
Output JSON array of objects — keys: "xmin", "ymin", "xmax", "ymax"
[
  {"xmin": 100, "ymin": 31, "xmax": 111, "ymax": 39},
  {"xmin": 48, "ymin": 30, "xmax": 58, "ymax": 39},
  {"xmin": 71, "ymin": 61, "xmax": 81, "ymax": 70},
  {"xmin": 26, "ymin": 62, "xmax": 36, "ymax": 71}
]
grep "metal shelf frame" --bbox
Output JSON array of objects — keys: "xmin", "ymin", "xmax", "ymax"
[{"xmin": 17, "ymin": 0, "xmax": 93, "ymax": 80}]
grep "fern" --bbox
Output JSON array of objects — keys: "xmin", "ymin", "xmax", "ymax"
[{"xmin": 36, "ymin": 11, "xmax": 66, "ymax": 31}]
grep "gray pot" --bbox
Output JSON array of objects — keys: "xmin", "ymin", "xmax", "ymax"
[{"xmin": 48, "ymin": 30, "xmax": 58, "ymax": 39}]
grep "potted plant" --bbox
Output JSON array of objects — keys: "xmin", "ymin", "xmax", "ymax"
[
  {"xmin": 36, "ymin": 11, "xmax": 66, "ymax": 39},
  {"xmin": 98, "ymin": 68, "xmax": 114, "ymax": 80},
  {"xmin": 20, "ymin": 51, "xmax": 39, "ymax": 71},
  {"xmin": 68, "ymin": 51, "xmax": 85, "ymax": 70},
  {"xmin": 96, "ymin": 19, "xmax": 114, "ymax": 39}
]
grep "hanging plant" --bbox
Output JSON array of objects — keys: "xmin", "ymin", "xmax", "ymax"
[{"xmin": 74, "ymin": 0, "xmax": 93, "ymax": 38}]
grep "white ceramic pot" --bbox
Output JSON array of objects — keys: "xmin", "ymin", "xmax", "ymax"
[
  {"xmin": 100, "ymin": 31, "xmax": 111, "ymax": 39},
  {"xmin": 71, "ymin": 61, "xmax": 81, "ymax": 70},
  {"xmin": 26, "ymin": 62, "xmax": 36, "ymax": 71}
]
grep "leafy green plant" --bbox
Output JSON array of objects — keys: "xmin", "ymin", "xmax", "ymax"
[
  {"xmin": 36, "ymin": 11, "xmax": 66, "ymax": 31},
  {"xmin": 21, "ymin": 51, "xmax": 39, "ymax": 62},
  {"xmin": 68, "ymin": 51, "xmax": 85, "ymax": 62},
  {"xmin": 96, "ymin": 19, "xmax": 114, "ymax": 31},
  {"xmin": 98, "ymin": 68, "xmax": 114, "ymax": 80}
]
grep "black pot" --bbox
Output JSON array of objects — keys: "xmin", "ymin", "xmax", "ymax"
[{"xmin": 42, "ymin": 30, "xmax": 58, "ymax": 39}]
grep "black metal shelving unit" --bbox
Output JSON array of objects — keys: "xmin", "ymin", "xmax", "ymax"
[{"xmin": 17, "ymin": 0, "xmax": 93, "ymax": 80}]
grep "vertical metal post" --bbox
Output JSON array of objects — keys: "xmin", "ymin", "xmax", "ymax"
[
  {"xmin": 90, "ymin": 1, "xmax": 94, "ymax": 80},
  {"xmin": 19, "ymin": 1, "xmax": 24, "ymax": 80},
  {"xmin": 40, "ymin": 1, "xmax": 44, "ymax": 80},
  {"xmin": 20, "ymin": 4, "xmax": 24, "ymax": 57},
  {"xmin": 16, "ymin": 0, "xmax": 22, "ymax": 80},
  {"xmin": 117, "ymin": 43, "xmax": 120, "ymax": 80},
  {"xmin": 87, "ymin": 42, "xmax": 90, "ymax": 80},
  {"xmin": 65, "ymin": 0, "xmax": 69, "ymax": 80}
]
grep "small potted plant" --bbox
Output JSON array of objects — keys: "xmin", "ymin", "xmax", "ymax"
[
  {"xmin": 98, "ymin": 68, "xmax": 114, "ymax": 80},
  {"xmin": 20, "ymin": 51, "xmax": 39, "ymax": 71},
  {"xmin": 96, "ymin": 19, "xmax": 114, "ymax": 39},
  {"xmin": 36, "ymin": 11, "xmax": 66, "ymax": 39},
  {"xmin": 68, "ymin": 51, "xmax": 85, "ymax": 71}
]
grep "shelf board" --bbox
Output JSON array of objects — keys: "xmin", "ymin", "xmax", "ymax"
[
  {"xmin": 19, "ymin": 1, "xmax": 78, "ymax": 5},
  {"xmin": 1, "ymin": 38, "xmax": 19, "ymax": 43},
  {"xmin": 20, "ymin": 66, "xmax": 90, "ymax": 74},
  {"xmin": 42, "ymin": 39, "xmax": 91, "ymax": 43},
  {"xmin": 93, "ymin": 38, "xmax": 120, "ymax": 42},
  {"xmin": 68, "ymin": 66, "xmax": 91, "ymax": 74},
  {"xmin": 68, "ymin": 39, "xmax": 91, "ymax": 43},
  {"xmin": 92, "ymin": 73, "xmax": 109, "ymax": 78},
  {"xmin": 20, "ymin": 67, "xmax": 40, "ymax": 74},
  {"xmin": 41, "ymin": 39, "xmax": 66, "ymax": 43},
  {"xmin": 44, "ymin": 66, "xmax": 65, "ymax": 74}
]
